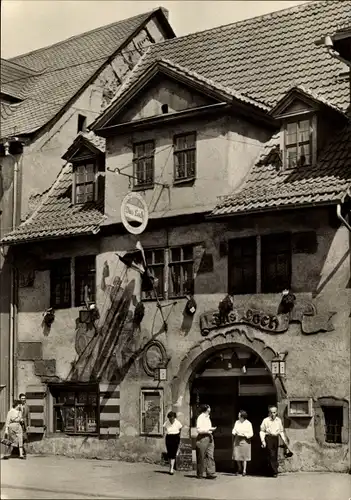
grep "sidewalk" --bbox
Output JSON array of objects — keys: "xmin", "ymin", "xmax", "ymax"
[{"xmin": 1, "ymin": 455, "xmax": 350, "ymax": 500}]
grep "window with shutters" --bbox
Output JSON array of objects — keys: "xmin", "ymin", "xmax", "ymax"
[
  {"xmin": 75, "ymin": 255, "xmax": 96, "ymax": 307},
  {"xmin": 133, "ymin": 141, "xmax": 155, "ymax": 189},
  {"xmin": 143, "ymin": 249, "xmax": 165, "ymax": 300},
  {"xmin": 51, "ymin": 384, "xmax": 99, "ymax": 435},
  {"xmin": 74, "ymin": 163, "xmax": 97, "ymax": 204},
  {"xmin": 50, "ymin": 258, "xmax": 71, "ymax": 308},
  {"xmin": 169, "ymin": 245, "xmax": 194, "ymax": 298},
  {"xmin": 228, "ymin": 237, "xmax": 257, "ymax": 295},
  {"xmin": 284, "ymin": 118, "xmax": 313, "ymax": 169},
  {"xmin": 50, "ymin": 256, "xmax": 96, "ymax": 309},
  {"xmin": 173, "ymin": 132, "xmax": 196, "ymax": 182},
  {"xmin": 141, "ymin": 246, "xmax": 195, "ymax": 301},
  {"xmin": 227, "ymin": 233, "xmax": 292, "ymax": 295},
  {"xmin": 261, "ymin": 233, "xmax": 291, "ymax": 293}
]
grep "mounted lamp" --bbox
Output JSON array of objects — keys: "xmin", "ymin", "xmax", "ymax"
[{"xmin": 154, "ymin": 363, "xmax": 168, "ymax": 381}]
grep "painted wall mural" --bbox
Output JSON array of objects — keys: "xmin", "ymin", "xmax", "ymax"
[{"xmin": 200, "ymin": 297, "xmax": 335, "ymax": 336}]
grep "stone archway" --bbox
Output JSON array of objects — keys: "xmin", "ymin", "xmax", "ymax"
[{"xmin": 171, "ymin": 326, "xmax": 286, "ymax": 429}]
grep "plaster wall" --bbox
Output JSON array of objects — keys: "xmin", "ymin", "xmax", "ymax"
[
  {"xmin": 105, "ymin": 111, "xmax": 268, "ymax": 223},
  {"xmin": 15, "ymin": 208, "xmax": 350, "ymax": 471}
]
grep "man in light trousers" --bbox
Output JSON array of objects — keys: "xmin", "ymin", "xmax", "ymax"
[{"xmin": 195, "ymin": 404, "xmax": 217, "ymax": 479}]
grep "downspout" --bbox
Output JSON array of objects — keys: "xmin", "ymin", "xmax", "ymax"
[{"xmin": 4, "ymin": 143, "xmax": 20, "ymax": 405}]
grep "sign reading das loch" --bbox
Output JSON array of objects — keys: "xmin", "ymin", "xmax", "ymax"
[{"xmin": 121, "ymin": 192, "xmax": 149, "ymax": 235}]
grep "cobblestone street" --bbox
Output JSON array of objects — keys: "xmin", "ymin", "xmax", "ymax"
[{"xmin": 1, "ymin": 456, "xmax": 350, "ymax": 500}]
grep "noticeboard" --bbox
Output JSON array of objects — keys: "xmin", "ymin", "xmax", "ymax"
[{"xmin": 176, "ymin": 438, "xmax": 193, "ymax": 471}]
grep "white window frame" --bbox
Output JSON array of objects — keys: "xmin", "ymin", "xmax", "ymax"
[{"xmin": 281, "ymin": 113, "xmax": 317, "ymax": 170}]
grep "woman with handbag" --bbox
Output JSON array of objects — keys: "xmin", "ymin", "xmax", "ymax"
[
  {"xmin": 163, "ymin": 411, "xmax": 182, "ymax": 475},
  {"xmin": 232, "ymin": 410, "xmax": 253, "ymax": 476},
  {"xmin": 2, "ymin": 400, "xmax": 25, "ymax": 459}
]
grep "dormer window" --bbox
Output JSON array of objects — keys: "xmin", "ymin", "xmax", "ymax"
[
  {"xmin": 284, "ymin": 118, "xmax": 313, "ymax": 169},
  {"xmin": 73, "ymin": 162, "xmax": 97, "ymax": 204}
]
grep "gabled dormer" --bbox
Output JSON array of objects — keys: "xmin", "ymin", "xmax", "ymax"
[
  {"xmin": 61, "ymin": 132, "xmax": 105, "ymax": 206},
  {"xmin": 271, "ymin": 87, "xmax": 347, "ymax": 170}
]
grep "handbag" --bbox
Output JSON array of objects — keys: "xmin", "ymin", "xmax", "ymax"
[{"xmin": 0, "ymin": 437, "xmax": 12, "ymax": 447}]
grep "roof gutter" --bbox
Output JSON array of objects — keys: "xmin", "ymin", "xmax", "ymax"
[{"xmin": 336, "ymin": 201, "xmax": 351, "ymax": 233}]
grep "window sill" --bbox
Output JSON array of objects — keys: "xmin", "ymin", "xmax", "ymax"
[
  {"xmin": 173, "ymin": 177, "xmax": 196, "ymax": 187},
  {"xmin": 46, "ymin": 432, "xmax": 100, "ymax": 438},
  {"xmin": 132, "ymin": 184, "xmax": 154, "ymax": 191},
  {"xmin": 140, "ymin": 433, "xmax": 163, "ymax": 438}
]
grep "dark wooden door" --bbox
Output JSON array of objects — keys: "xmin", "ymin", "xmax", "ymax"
[{"xmin": 191, "ymin": 377, "xmax": 238, "ymax": 472}]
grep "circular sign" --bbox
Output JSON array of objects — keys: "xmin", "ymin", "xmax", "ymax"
[{"xmin": 121, "ymin": 192, "xmax": 149, "ymax": 235}]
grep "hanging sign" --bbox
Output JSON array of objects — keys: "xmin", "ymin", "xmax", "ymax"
[{"xmin": 121, "ymin": 192, "xmax": 149, "ymax": 235}]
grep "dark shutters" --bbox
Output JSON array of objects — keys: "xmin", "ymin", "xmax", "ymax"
[{"xmin": 228, "ymin": 237, "xmax": 256, "ymax": 294}]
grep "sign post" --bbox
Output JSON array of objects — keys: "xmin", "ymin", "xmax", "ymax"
[{"xmin": 121, "ymin": 192, "xmax": 149, "ymax": 235}]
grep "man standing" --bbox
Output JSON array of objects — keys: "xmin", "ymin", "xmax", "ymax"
[
  {"xmin": 195, "ymin": 404, "xmax": 217, "ymax": 479},
  {"xmin": 259, "ymin": 405, "xmax": 291, "ymax": 477},
  {"xmin": 19, "ymin": 393, "xmax": 30, "ymax": 458}
]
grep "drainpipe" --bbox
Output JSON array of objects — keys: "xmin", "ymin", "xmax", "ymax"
[
  {"xmin": 4, "ymin": 142, "xmax": 20, "ymax": 406},
  {"xmin": 336, "ymin": 204, "xmax": 351, "ymax": 232}
]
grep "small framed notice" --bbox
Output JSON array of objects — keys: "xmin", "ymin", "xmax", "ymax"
[
  {"xmin": 140, "ymin": 389, "xmax": 164, "ymax": 436},
  {"xmin": 287, "ymin": 398, "xmax": 313, "ymax": 418}
]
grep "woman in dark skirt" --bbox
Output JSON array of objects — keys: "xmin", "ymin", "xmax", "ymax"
[{"xmin": 163, "ymin": 411, "xmax": 182, "ymax": 475}]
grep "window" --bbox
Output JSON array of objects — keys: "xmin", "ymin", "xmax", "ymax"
[
  {"xmin": 228, "ymin": 233, "xmax": 292, "ymax": 295},
  {"xmin": 261, "ymin": 233, "xmax": 291, "ymax": 293},
  {"xmin": 50, "ymin": 256, "xmax": 96, "ymax": 309},
  {"xmin": 143, "ymin": 249, "xmax": 165, "ymax": 300},
  {"xmin": 140, "ymin": 389, "xmax": 163, "ymax": 436},
  {"xmin": 174, "ymin": 132, "xmax": 196, "ymax": 182},
  {"xmin": 77, "ymin": 114, "xmax": 87, "ymax": 133},
  {"xmin": 169, "ymin": 245, "xmax": 194, "ymax": 297},
  {"xmin": 284, "ymin": 119, "xmax": 312, "ymax": 168},
  {"xmin": 133, "ymin": 141, "xmax": 154, "ymax": 189},
  {"xmin": 75, "ymin": 256, "xmax": 96, "ymax": 307},
  {"xmin": 141, "ymin": 246, "xmax": 195, "ymax": 300},
  {"xmin": 51, "ymin": 385, "xmax": 98, "ymax": 435},
  {"xmin": 50, "ymin": 258, "xmax": 71, "ymax": 308},
  {"xmin": 74, "ymin": 163, "xmax": 96, "ymax": 204},
  {"xmin": 228, "ymin": 237, "xmax": 256, "ymax": 295},
  {"xmin": 321, "ymin": 406, "xmax": 343, "ymax": 444}
]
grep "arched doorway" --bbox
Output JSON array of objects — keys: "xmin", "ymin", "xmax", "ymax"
[
  {"xmin": 189, "ymin": 344, "xmax": 277, "ymax": 474},
  {"xmin": 171, "ymin": 329, "xmax": 285, "ymax": 476}
]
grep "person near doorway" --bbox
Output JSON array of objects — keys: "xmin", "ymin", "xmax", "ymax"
[
  {"xmin": 19, "ymin": 393, "xmax": 30, "ymax": 458},
  {"xmin": 163, "ymin": 411, "xmax": 182, "ymax": 475},
  {"xmin": 259, "ymin": 405, "xmax": 292, "ymax": 477},
  {"xmin": 2, "ymin": 400, "xmax": 25, "ymax": 460},
  {"xmin": 195, "ymin": 404, "xmax": 217, "ymax": 480},
  {"xmin": 232, "ymin": 410, "xmax": 253, "ymax": 476}
]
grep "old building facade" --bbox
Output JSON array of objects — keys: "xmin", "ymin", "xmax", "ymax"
[
  {"xmin": 0, "ymin": 8, "xmax": 175, "ymax": 423},
  {"xmin": 1, "ymin": 1, "xmax": 350, "ymax": 473}
]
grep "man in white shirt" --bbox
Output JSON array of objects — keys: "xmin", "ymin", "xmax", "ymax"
[
  {"xmin": 259, "ymin": 405, "xmax": 291, "ymax": 477},
  {"xmin": 195, "ymin": 404, "xmax": 217, "ymax": 479}
]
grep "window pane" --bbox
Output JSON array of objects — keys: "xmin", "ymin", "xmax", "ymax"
[
  {"xmin": 171, "ymin": 248, "xmax": 181, "ymax": 262},
  {"xmin": 286, "ymin": 147, "xmax": 297, "ymax": 168},
  {"xmin": 153, "ymin": 249, "xmax": 164, "ymax": 264},
  {"xmin": 183, "ymin": 262, "xmax": 194, "ymax": 294},
  {"xmin": 169, "ymin": 264, "xmax": 181, "ymax": 296},
  {"xmin": 261, "ymin": 234, "xmax": 291, "ymax": 293},
  {"xmin": 286, "ymin": 123, "xmax": 297, "ymax": 145},
  {"xmin": 183, "ymin": 245, "xmax": 193, "ymax": 260},
  {"xmin": 62, "ymin": 407, "xmax": 75, "ymax": 432}
]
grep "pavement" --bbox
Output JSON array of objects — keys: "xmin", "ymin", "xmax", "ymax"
[{"xmin": 0, "ymin": 455, "xmax": 350, "ymax": 500}]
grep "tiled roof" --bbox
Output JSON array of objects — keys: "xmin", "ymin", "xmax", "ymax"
[
  {"xmin": 94, "ymin": 0, "xmax": 351, "ymax": 127},
  {"xmin": 62, "ymin": 131, "xmax": 106, "ymax": 161},
  {"xmin": 0, "ymin": 58, "xmax": 38, "ymax": 100},
  {"xmin": 211, "ymin": 123, "xmax": 351, "ymax": 216},
  {"xmin": 1, "ymin": 165, "xmax": 105, "ymax": 244},
  {"xmin": 0, "ymin": 8, "xmax": 173, "ymax": 138}
]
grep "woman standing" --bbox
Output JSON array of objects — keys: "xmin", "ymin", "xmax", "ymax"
[
  {"xmin": 232, "ymin": 410, "xmax": 253, "ymax": 476},
  {"xmin": 2, "ymin": 400, "xmax": 25, "ymax": 459},
  {"xmin": 163, "ymin": 411, "xmax": 182, "ymax": 475}
]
